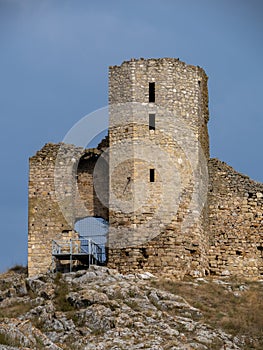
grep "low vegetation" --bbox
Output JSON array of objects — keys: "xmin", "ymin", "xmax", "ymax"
[
  {"xmin": 53, "ymin": 272, "xmax": 74, "ymax": 312},
  {"xmin": 0, "ymin": 265, "xmax": 263, "ymax": 349},
  {"xmin": 151, "ymin": 277, "xmax": 263, "ymax": 349},
  {"xmin": 7, "ymin": 264, "xmax": 28, "ymax": 275},
  {"xmin": 0, "ymin": 300, "xmax": 32, "ymax": 319},
  {"xmin": 0, "ymin": 332, "xmax": 21, "ymax": 347}
]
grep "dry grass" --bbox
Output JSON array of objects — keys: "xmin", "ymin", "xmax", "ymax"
[
  {"xmin": 0, "ymin": 301, "xmax": 32, "ymax": 318},
  {"xmin": 0, "ymin": 332, "xmax": 21, "ymax": 347},
  {"xmin": 125, "ymin": 299, "xmax": 141, "ymax": 311},
  {"xmin": 0, "ymin": 333, "xmax": 11, "ymax": 345},
  {"xmin": 151, "ymin": 277, "xmax": 263, "ymax": 349}
]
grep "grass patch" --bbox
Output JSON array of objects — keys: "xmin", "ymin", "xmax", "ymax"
[
  {"xmin": 90, "ymin": 328, "xmax": 105, "ymax": 336},
  {"xmin": 125, "ymin": 299, "xmax": 141, "ymax": 312},
  {"xmin": 53, "ymin": 273, "xmax": 74, "ymax": 312},
  {"xmin": 35, "ymin": 335, "xmax": 46, "ymax": 350},
  {"xmin": 30, "ymin": 315, "xmax": 46, "ymax": 332},
  {"xmin": 66, "ymin": 310, "xmax": 85, "ymax": 327},
  {"xmin": 0, "ymin": 333, "xmax": 10, "ymax": 345},
  {"xmin": 0, "ymin": 301, "xmax": 32, "ymax": 318},
  {"xmin": 62, "ymin": 335, "xmax": 84, "ymax": 350},
  {"xmin": 151, "ymin": 278, "xmax": 263, "ymax": 349},
  {"xmin": 0, "ymin": 332, "xmax": 21, "ymax": 347}
]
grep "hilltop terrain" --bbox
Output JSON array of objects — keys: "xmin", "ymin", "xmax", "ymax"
[{"xmin": 0, "ymin": 266, "xmax": 262, "ymax": 349}]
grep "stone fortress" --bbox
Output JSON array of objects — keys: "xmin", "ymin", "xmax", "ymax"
[{"xmin": 28, "ymin": 58, "xmax": 263, "ymax": 278}]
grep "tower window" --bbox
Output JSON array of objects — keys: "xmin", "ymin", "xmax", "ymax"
[
  {"xmin": 149, "ymin": 82, "xmax": 155, "ymax": 102},
  {"xmin": 149, "ymin": 168, "xmax": 155, "ymax": 182},
  {"xmin": 149, "ymin": 114, "xmax": 155, "ymax": 130}
]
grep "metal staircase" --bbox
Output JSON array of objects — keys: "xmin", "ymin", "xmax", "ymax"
[{"xmin": 52, "ymin": 237, "xmax": 104, "ymax": 272}]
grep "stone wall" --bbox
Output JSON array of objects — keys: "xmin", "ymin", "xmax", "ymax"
[
  {"xmin": 208, "ymin": 159, "xmax": 263, "ymax": 278},
  {"xmin": 28, "ymin": 141, "xmax": 108, "ymax": 276}
]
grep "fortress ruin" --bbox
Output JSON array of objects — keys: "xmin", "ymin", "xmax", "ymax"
[{"xmin": 28, "ymin": 58, "xmax": 263, "ymax": 278}]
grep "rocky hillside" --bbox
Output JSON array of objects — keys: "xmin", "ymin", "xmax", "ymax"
[{"xmin": 0, "ymin": 266, "xmax": 262, "ymax": 350}]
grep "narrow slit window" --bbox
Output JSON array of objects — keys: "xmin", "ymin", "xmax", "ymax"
[
  {"xmin": 150, "ymin": 168, "xmax": 155, "ymax": 182},
  {"xmin": 149, "ymin": 114, "xmax": 155, "ymax": 130},
  {"xmin": 149, "ymin": 82, "xmax": 155, "ymax": 102}
]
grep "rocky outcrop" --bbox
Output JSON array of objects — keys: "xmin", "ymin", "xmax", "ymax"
[{"xmin": 0, "ymin": 267, "xmax": 262, "ymax": 349}]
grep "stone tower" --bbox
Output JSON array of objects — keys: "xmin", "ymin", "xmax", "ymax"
[
  {"xmin": 107, "ymin": 58, "xmax": 210, "ymax": 278},
  {"xmin": 28, "ymin": 57, "xmax": 263, "ymax": 279}
]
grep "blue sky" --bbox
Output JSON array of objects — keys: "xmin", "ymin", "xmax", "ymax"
[{"xmin": 0, "ymin": 0, "xmax": 262, "ymax": 271}]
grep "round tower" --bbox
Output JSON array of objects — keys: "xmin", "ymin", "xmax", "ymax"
[{"xmin": 107, "ymin": 58, "xmax": 210, "ymax": 278}]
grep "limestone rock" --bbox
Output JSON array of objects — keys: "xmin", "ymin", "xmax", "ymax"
[{"xmin": 0, "ymin": 266, "xmax": 261, "ymax": 349}]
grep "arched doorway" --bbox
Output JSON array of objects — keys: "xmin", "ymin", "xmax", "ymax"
[{"xmin": 74, "ymin": 217, "xmax": 108, "ymax": 264}]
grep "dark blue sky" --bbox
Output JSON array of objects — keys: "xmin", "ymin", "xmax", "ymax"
[{"xmin": 0, "ymin": 0, "xmax": 262, "ymax": 271}]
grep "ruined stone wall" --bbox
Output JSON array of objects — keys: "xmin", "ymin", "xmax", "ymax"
[
  {"xmin": 28, "ymin": 144, "xmax": 74, "ymax": 276},
  {"xmin": 28, "ymin": 142, "xmax": 108, "ymax": 276},
  {"xmin": 77, "ymin": 151, "xmax": 108, "ymax": 221},
  {"xmin": 208, "ymin": 159, "xmax": 263, "ymax": 278},
  {"xmin": 107, "ymin": 58, "xmax": 210, "ymax": 278},
  {"xmin": 28, "ymin": 57, "xmax": 263, "ymax": 279}
]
